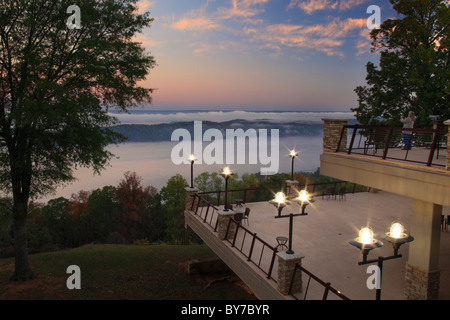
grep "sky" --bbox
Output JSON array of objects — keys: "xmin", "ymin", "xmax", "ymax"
[{"xmin": 135, "ymin": 0, "xmax": 397, "ymax": 112}]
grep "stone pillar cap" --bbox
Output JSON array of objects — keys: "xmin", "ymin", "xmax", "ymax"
[{"xmin": 276, "ymin": 251, "xmax": 305, "ymax": 260}]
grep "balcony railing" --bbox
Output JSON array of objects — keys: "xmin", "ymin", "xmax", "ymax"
[
  {"xmin": 198, "ymin": 181, "xmax": 368, "ymax": 206},
  {"xmin": 189, "ymin": 193, "xmax": 278, "ymax": 282},
  {"xmin": 187, "ymin": 188, "xmax": 351, "ymax": 300},
  {"xmin": 337, "ymin": 125, "xmax": 447, "ymax": 168},
  {"xmin": 289, "ymin": 263, "xmax": 350, "ymax": 300},
  {"xmin": 225, "ymin": 218, "xmax": 278, "ymax": 281}
]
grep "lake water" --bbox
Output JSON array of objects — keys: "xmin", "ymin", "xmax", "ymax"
[
  {"xmin": 38, "ymin": 109, "xmax": 356, "ymax": 202},
  {"xmin": 41, "ymin": 135, "xmax": 324, "ymax": 202}
]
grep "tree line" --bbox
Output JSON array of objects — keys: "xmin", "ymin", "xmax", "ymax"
[{"xmin": 0, "ymin": 169, "xmax": 335, "ymax": 258}]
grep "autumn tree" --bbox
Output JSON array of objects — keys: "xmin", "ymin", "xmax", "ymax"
[
  {"xmin": 0, "ymin": 0, "xmax": 156, "ymax": 280},
  {"xmin": 114, "ymin": 171, "xmax": 157, "ymax": 242}
]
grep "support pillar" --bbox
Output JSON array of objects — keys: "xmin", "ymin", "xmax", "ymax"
[
  {"xmin": 404, "ymin": 199, "xmax": 442, "ymax": 300},
  {"xmin": 184, "ymin": 187, "xmax": 199, "ymax": 212},
  {"xmin": 276, "ymin": 251, "xmax": 305, "ymax": 295},
  {"xmin": 217, "ymin": 210, "xmax": 241, "ymax": 240},
  {"xmin": 322, "ymin": 119, "xmax": 349, "ymax": 153},
  {"xmin": 285, "ymin": 180, "xmax": 299, "ymax": 200}
]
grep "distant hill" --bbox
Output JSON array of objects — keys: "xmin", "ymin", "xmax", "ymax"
[{"xmin": 109, "ymin": 119, "xmax": 324, "ymax": 142}]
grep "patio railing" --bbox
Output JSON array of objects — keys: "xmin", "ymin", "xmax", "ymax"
[
  {"xmin": 289, "ymin": 263, "xmax": 350, "ymax": 300},
  {"xmin": 225, "ymin": 218, "xmax": 278, "ymax": 281},
  {"xmin": 187, "ymin": 190, "xmax": 351, "ymax": 299},
  {"xmin": 189, "ymin": 193, "xmax": 278, "ymax": 282},
  {"xmin": 198, "ymin": 181, "xmax": 368, "ymax": 207},
  {"xmin": 337, "ymin": 125, "xmax": 447, "ymax": 168},
  {"xmin": 191, "ymin": 194, "xmax": 220, "ymax": 232}
]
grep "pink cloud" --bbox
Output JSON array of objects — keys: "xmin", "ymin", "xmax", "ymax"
[
  {"xmin": 171, "ymin": 17, "xmax": 219, "ymax": 31},
  {"xmin": 288, "ymin": 0, "xmax": 370, "ymax": 14},
  {"xmin": 288, "ymin": 0, "xmax": 338, "ymax": 14},
  {"xmin": 339, "ymin": 0, "xmax": 370, "ymax": 11},
  {"xmin": 249, "ymin": 17, "xmax": 367, "ymax": 57}
]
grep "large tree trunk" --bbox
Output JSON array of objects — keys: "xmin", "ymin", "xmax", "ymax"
[
  {"xmin": 11, "ymin": 217, "xmax": 35, "ymax": 281},
  {"xmin": 11, "ymin": 196, "xmax": 35, "ymax": 281},
  {"xmin": 11, "ymin": 160, "xmax": 36, "ymax": 281}
]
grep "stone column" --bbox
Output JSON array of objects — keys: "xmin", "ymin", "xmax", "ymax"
[
  {"xmin": 185, "ymin": 187, "xmax": 199, "ymax": 212},
  {"xmin": 285, "ymin": 180, "xmax": 299, "ymax": 200},
  {"xmin": 322, "ymin": 119, "xmax": 349, "ymax": 153},
  {"xmin": 404, "ymin": 199, "xmax": 442, "ymax": 300},
  {"xmin": 276, "ymin": 251, "xmax": 305, "ymax": 295},
  {"xmin": 444, "ymin": 120, "xmax": 450, "ymax": 171},
  {"xmin": 216, "ymin": 210, "xmax": 241, "ymax": 240}
]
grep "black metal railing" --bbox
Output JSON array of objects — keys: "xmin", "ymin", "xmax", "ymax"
[
  {"xmin": 198, "ymin": 181, "xmax": 368, "ymax": 206},
  {"xmin": 289, "ymin": 263, "xmax": 350, "ymax": 300},
  {"xmin": 198, "ymin": 185, "xmax": 292, "ymax": 207},
  {"xmin": 187, "ymin": 191, "xmax": 351, "ymax": 299},
  {"xmin": 337, "ymin": 125, "xmax": 447, "ymax": 167},
  {"xmin": 188, "ymin": 193, "xmax": 278, "ymax": 281},
  {"xmin": 225, "ymin": 218, "xmax": 278, "ymax": 282},
  {"xmin": 191, "ymin": 194, "xmax": 220, "ymax": 231}
]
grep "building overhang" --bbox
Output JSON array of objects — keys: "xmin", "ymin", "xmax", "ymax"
[{"xmin": 320, "ymin": 152, "xmax": 450, "ymax": 207}]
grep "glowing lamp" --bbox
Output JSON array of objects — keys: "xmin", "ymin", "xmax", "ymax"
[
  {"xmin": 221, "ymin": 166, "xmax": 232, "ymax": 211},
  {"xmin": 269, "ymin": 191, "xmax": 290, "ymax": 217},
  {"xmin": 359, "ymin": 227, "xmax": 374, "ymax": 245},
  {"xmin": 349, "ymin": 226, "xmax": 383, "ymax": 262},
  {"xmin": 389, "ymin": 222, "xmax": 405, "ymax": 239},
  {"xmin": 222, "ymin": 166, "xmax": 231, "ymax": 176},
  {"xmin": 298, "ymin": 190, "xmax": 309, "ymax": 203},
  {"xmin": 274, "ymin": 192, "xmax": 286, "ymax": 205},
  {"xmin": 384, "ymin": 221, "xmax": 414, "ymax": 255},
  {"xmin": 289, "ymin": 149, "xmax": 298, "ymax": 158}
]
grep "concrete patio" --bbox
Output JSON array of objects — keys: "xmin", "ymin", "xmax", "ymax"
[{"xmin": 190, "ymin": 190, "xmax": 450, "ymax": 300}]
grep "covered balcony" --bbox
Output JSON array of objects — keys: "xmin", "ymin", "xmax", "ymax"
[{"xmin": 320, "ymin": 119, "xmax": 450, "ymax": 299}]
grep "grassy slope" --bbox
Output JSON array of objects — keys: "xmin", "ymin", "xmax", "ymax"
[{"xmin": 0, "ymin": 244, "xmax": 256, "ymax": 300}]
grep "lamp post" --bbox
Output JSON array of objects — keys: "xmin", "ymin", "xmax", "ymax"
[
  {"xmin": 270, "ymin": 190, "xmax": 310, "ymax": 254},
  {"xmin": 188, "ymin": 154, "xmax": 196, "ymax": 188},
  {"xmin": 289, "ymin": 149, "xmax": 298, "ymax": 181},
  {"xmin": 349, "ymin": 222, "xmax": 414, "ymax": 300},
  {"xmin": 221, "ymin": 167, "xmax": 232, "ymax": 211}
]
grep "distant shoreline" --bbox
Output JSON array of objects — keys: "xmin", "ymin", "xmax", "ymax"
[
  {"xmin": 109, "ymin": 119, "xmax": 327, "ymax": 143},
  {"xmin": 107, "ymin": 110, "xmax": 356, "ymax": 127}
]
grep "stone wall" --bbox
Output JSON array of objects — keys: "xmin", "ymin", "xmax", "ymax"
[
  {"xmin": 404, "ymin": 262, "xmax": 440, "ymax": 300},
  {"xmin": 276, "ymin": 251, "xmax": 304, "ymax": 295},
  {"xmin": 217, "ymin": 210, "xmax": 239, "ymax": 240},
  {"xmin": 322, "ymin": 119, "xmax": 349, "ymax": 153},
  {"xmin": 184, "ymin": 187, "xmax": 199, "ymax": 211}
]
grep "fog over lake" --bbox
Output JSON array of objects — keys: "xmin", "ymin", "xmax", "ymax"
[
  {"xmin": 38, "ymin": 110, "xmax": 355, "ymax": 202},
  {"xmin": 41, "ymin": 135, "xmax": 323, "ymax": 202}
]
